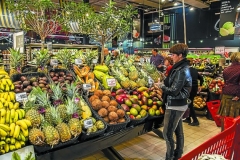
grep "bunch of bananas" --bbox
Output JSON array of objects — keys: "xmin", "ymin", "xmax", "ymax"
[
  {"xmin": 0, "ymin": 73, "xmax": 32, "ymax": 155},
  {"xmin": 0, "ymin": 78, "xmax": 15, "ymax": 92}
]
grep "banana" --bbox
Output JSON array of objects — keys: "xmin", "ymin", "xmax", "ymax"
[
  {"xmin": 10, "ymin": 84, "xmax": 14, "ymax": 91},
  {"xmin": 0, "ymin": 102, "xmax": 3, "ymax": 109},
  {"xmin": 10, "ymin": 138, "xmax": 15, "ymax": 145},
  {"xmin": 0, "ymin": 128, "xmax": 7, "ymax": 137},
  {"xmin": 0, "ymin": 149, "xmax": 5, "ymax": 154},
  {"xmin": 3, "ymin": 101, "xmax": 8, "ymax": 108},
  {"xmin": 0, "ymin": 98, "xmax": 5, "ymax": 104},
  {"xmin": 20, "ymin": 141, "xmax": 25, "ymax": 147},
  {"xmin": 13, "ymin": 102, "xmax": 19, "ymax": 110},
  {"xmin": 5, "ymin": 109, "xmax": 10, "ymax": 123},
  {"xmin": 5, "ymin": 85, "xmax": 10, "ymax": 92},
  {"xmin": 0, "ymin": 124, "xmax": 10, "ymax": 132},
  {"xmin": 4, "ymin": 144, "xmax": 9, "ymax": 153},
  {"xmin": 5, "ymin": 138, "xmax": 10, "ymax": 144},
  {"xmin": 6, "ymin": 94, "xmax": 11, "ymax": 103},
  {"xmin": 16, "ymin": 120, "xmax": 27, "ymax": 130},
  {"xmin": 22, "ymin": 119, "xmax": 31, "ymax": 127},
  {"xmin": 8, "ymin": 102, "xmax": 14, "ymax": 109},
  {"xmin": 16, "ymin": 134, "xmax": 22, "ymax": 141},
  {"xmin": 9, "ymin": 123, "xmax": 15, "ymax": 137},
  {"xmin": 9, "ymin": 92, "xmax": 15, "ymax": 102},
  {"xmin": 19, "ymin": 132, "xmax": 26, "ymax": 142},
  {"xmin": 0, "ymin": 108, "xmax": 6, "ymax": 117},
  {"xmin": 0, "ymin": 137, "xmax": 5, "ymax": 141},
  {"xmin": 10, "ymin": 109, "xmax": 15, "ymax": 119},
  {"xmin": 1, "ymin": 79, "xmax": 7, "ymax": 86},
  {"xmin": 3, "ymin": 92, "xmax": 8, "ymax": 100},
  {"xmin": 9, "ymin": 118, "xmax": 13, "ymax": 124},
  {"xmin": 0, "ymin": 83, "xmax": 4, "ymax": 91},
  {"xmin": 9, "ymin": 144, "xmax": 15, "ymax": 151},
  {"xmin": 15, "ymin": 141, "xmax": 21, "ymax": 149},
  {"xmin": 13, "ymin": 125, "xmax": 20, "ymax": 138},
  {"xmin": 20, "ymin": 127, "xmax": 28, "ymax": 137},
  {"xmin": 6, "ymin": 79, "xmax": 12, "ymax": 86},
  {"xmin": 16, "ymin": 109, "xmax": 22, "ymax": 120},
  {"xmin": 19, "ymin": 109, "xmax": 25, "ymax": 118},
  {"xmin": 0, "ymin": 116, "xmax": 5, "ymax": 124},
  {"xmin": 13, "ymin": 112, "xmax": 18, "ymax": 123},
  {"xmin": 0, "ymin": 141, "xmax": 6, "ymax": 145}
]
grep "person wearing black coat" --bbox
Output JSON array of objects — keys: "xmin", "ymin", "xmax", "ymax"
[{"xmin": 184, "ymin": 59, "xmax": 204, "ymax": 126}]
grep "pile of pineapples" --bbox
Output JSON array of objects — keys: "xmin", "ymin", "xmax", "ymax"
[
  {"xmin": 109, "ymin": 54, "xmax": 162, "ymax": 89},
  {"xmin": 23, "ymin": 82, "xmax": 90, "ymax": 147}
]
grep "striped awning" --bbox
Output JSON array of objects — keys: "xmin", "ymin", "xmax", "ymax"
[
  {"xmin": 0, "ymin": 0, "xmax": 20, "ymax": 29},
  {"xmin": 69, "ymin": 22, "xmax": 81, "ymax": 33}
]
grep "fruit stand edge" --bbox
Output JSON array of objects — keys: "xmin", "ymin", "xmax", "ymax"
[{"xmin": 35, "ymin": 117, "xmax": 163, "ymax": 160}]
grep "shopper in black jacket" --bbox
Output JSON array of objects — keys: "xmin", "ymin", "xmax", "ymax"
[{"xmin": 184, "ymin": 59, "xmax": 204, "ymax": 126}]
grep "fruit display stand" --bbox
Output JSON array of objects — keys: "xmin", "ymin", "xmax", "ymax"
[{"xmin": 35, "ymin": 116, "xmax": 163, "ymax": 160}]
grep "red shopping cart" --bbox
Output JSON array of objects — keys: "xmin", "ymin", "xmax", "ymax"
[
  {"xmin": 180, "ymin": 117, "xmax": 240, "ymax": 160},
  {"xmin": 207, "ymin": 100, "xmax": 221, "ymax": 127}
]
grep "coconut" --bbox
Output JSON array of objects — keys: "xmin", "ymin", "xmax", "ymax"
[
  {"xmin": 103, "ymin": 90, "xmax": 111, "ymax": 96},
  {"xmin": 91, "ymin": 99, "xmax": 102, "ymax": 111},
  {"xmin": 98, "ymin": 108, "xmax": 108, "ymax": 117},
  {"xmin": 108, "ymin": 111, "xmax": 118, "ymax": 121},
  {"xmin": 94, "ymin": 90, "xmax": 103, "ymax": 98},
  {"xmin": 107, "ymin": 106, "xmax": 117, "ymax": 112},
  {"xmin": 116, "ymin": 109, "xmax": 125, "ymax": 118},
  {"xmin": 102, "ymin": 101, "xmax": 110, "ymax": 109},
  {"xmin": 89, "ymin": 95, "xmax": 99, "ymax": 103},
  {"xmin": 109, "ymin": 100, "xmax": 118, "ymax": 107},
  {"xmin": 103, "ymin": 117, "xmax": 109, "ymax": 123},
  {"xmin": 101, "ymin": 95, "xmax": 110, "ymax": 103}
]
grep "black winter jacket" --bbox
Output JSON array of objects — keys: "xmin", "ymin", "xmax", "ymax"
[{"xmin": 161, "ymin": 58, "xmax": 192, "ymax": 106}]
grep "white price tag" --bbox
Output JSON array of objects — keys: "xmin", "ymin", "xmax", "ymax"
[
  {"xmin": 107, "ymin": 78, "xmax": 116, "ymax": 87},
  {"xmin": 92, "ymin": 59, "xmax": 97, "ymax": 64},
  {"xmin": 83, "ymin": 119, "xmax": 93, "ymax": 129},
  {"xmin": 215, "ymin": 46, "xmax": 225, "ymax": 55},
  {"xmin": 15, "ymin": 92, "xmax": 27, "ymax": 102},
  {"xmin": 82, "ymin": 83, "xmax": 91, "ymax": 90},
  {"xmin": 75, "ymin": 59, "xmax": 82, "ymax": 65},
  {"xmin": 50, "ymin": 59, "xmax": 58, "ymax": 66},
  {"xmin": 110, "ymin": 60, "xmax": 115, "ymax": 64},
  {"xmin": 140, "ymin": 58, "xmax": 145, "ymax": 63},
  {"xmin": 148, "ymin": 77, "xmax": 154, "ymax": 85}
]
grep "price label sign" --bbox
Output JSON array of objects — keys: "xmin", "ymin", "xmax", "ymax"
[
  {"xmin": 107, "ymin": 78, "xmax": 116, "ymax": 87},
  {"xmin": 75, "ymin": 59, "xmax": 82, "ymax": 65},
  {"xmin": 110, "ymin": 60, "xmax": 115, "ymax": 64},
  {"xmin": 16, "ymin": 92, "xmax": 27, "ymax": 102},
  {"xmin": 92, "ymin": 59, "xmax": 97, "ymax": 64},
  {"xmin": 83, "ymin": 118, "xmax": 93, "ymax": 129},
  {"xmin": 50, "ymin": 59, "xmax": 58, "ymax": 66},
  {"xmin": 140, "ymin": 58, "xmax": 145, "ymax": 64},
  {"xmin": 215, "ymin": 46, "xmax": 225, "ymax": 55},
  {"xmin": 82, "ymin": 83, "xmax": 91, "ymax": 91}
]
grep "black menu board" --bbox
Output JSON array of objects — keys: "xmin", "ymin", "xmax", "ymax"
[{"xmin": 219, "ymin": 0, "xmax": 239, "ymax": 40}]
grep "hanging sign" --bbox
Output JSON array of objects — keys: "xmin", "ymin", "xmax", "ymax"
[{"xmin": 219, "ymin": 0, "xmax": 239, "ymax": 40}]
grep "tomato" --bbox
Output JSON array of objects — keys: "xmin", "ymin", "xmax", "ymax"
[
  {"xmin": 212, "ymin": 80, "xmax": 216, "ymax": 84},
  {"xmin": 218, "ymin": 83, "xmax": 222, "ymax": 86}
]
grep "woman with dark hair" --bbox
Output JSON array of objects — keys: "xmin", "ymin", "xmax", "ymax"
[
  {"xmin": 155, "ymin": 43, "xmax": 192, "ymax": 160},
  {"xmin": 164, "ymin": 56, "xmax": 173, "ymax": 77},
  {"xmin": 184, "ymin": 59, "xmax": 204, "ymax": 126}
]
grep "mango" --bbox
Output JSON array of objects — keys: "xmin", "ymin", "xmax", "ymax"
[
  {"xmin": 140, "ymin": 110, "xmax": 147, "ymax": 117},
  {"xmin": 148, "ymin": 108, "xmax": 155, "ymax": 116},
  {"xmin": 130, "ymin": 108, "xmax": 138, "ymax": 116}
]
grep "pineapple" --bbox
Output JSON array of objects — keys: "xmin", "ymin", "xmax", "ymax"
[
  {"xmin": 31, "ymin": 87, "xmax": 53, "ymax": 124},
  {"xmin": 143, "ymin": 62, "xmax": 161, "ymax": 83},
  {"xmin": 29, "ymin": 128, "xmax": 45, "ymax": 146},
  {"xmin": 50, "ymin": 83, "xmax": 64, "ymax": 106},
  {"xmin": 8, "ymin": 48, "xmax": 23, "ymax": 76},
  {"xmin": 66, "ymin": 98, "xmax": 82, "ymax": 137},
  {"xmin": 42, "ymin": 121, "xmax": 60, "ymax": 147},
  {"xmin": 111, "ymin": 68, "xmax": 130, "ymax": 89},
  {"xmin": 66, "ymin": 82, "xmax": 80, "ymax": 99},
  {"xmin": 52, "ymin": 107, "xmax": 72, "ymax": 142},
  {"xmin": 129, "ymin": 80, "xmax": 138, "ymax": 89},
  {"xmin": 34, "ymin": 49, "xmax": 50, "ymax": 73},
  {"xmin": 25, "ymin": 109, "xmax": 41, "ymax": 128},
  {"xmin": 56, "ymin": 49, "xmax": 75, "ymax": 69},
  {"xmin": 124, "ymin": 61, "xmax": 138, "ymax": 81},
  {"xmin": 23, "ymin": 93, "xmax": 41, "ymax": 128},
  {"xmin": 83, "ymin": 49, "xmax": 98, "ymax": 66}
]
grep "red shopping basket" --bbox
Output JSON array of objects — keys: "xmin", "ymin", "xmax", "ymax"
[
  {"xmin": 207, "ymin": 100, "xmax": 221, "ymax": 127},
  {"xmin": 180, "ymin": 117, "xmax": 240, "ymax": 160}
]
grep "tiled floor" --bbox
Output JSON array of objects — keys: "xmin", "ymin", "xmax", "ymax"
[{"xmin": 80, "ymin": 117, "xmax": 221, "ymax": 160}]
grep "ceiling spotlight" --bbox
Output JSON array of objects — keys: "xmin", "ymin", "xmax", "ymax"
[
  {"xmin": 190, "ymin": 7, "xmax": 194, "ymax": 11},
  {"xmin": 174, "ymin": 2, "xmax": 179, "ymax": 6},
  {"xmin": 162, "ymin": 0, "xmax": 165, "ymax": 2}
]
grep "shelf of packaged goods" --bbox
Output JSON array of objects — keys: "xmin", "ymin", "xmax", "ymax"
[{"xmin": 35, "ymin": 117, "xmax": 163, "ymax": 160}]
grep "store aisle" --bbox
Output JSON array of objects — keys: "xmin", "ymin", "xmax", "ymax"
[{"xmin": 80, "ymin": 117, "xmax": 221, "ymax": 160}]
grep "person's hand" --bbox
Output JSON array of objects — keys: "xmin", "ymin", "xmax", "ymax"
[
  {"xmin": 232, "ymin": 96, "xmax": 239, "ymax": 101},
  {"xmin": 198, "ymin": 86, "xmax": 202, "ymax": 93}
]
